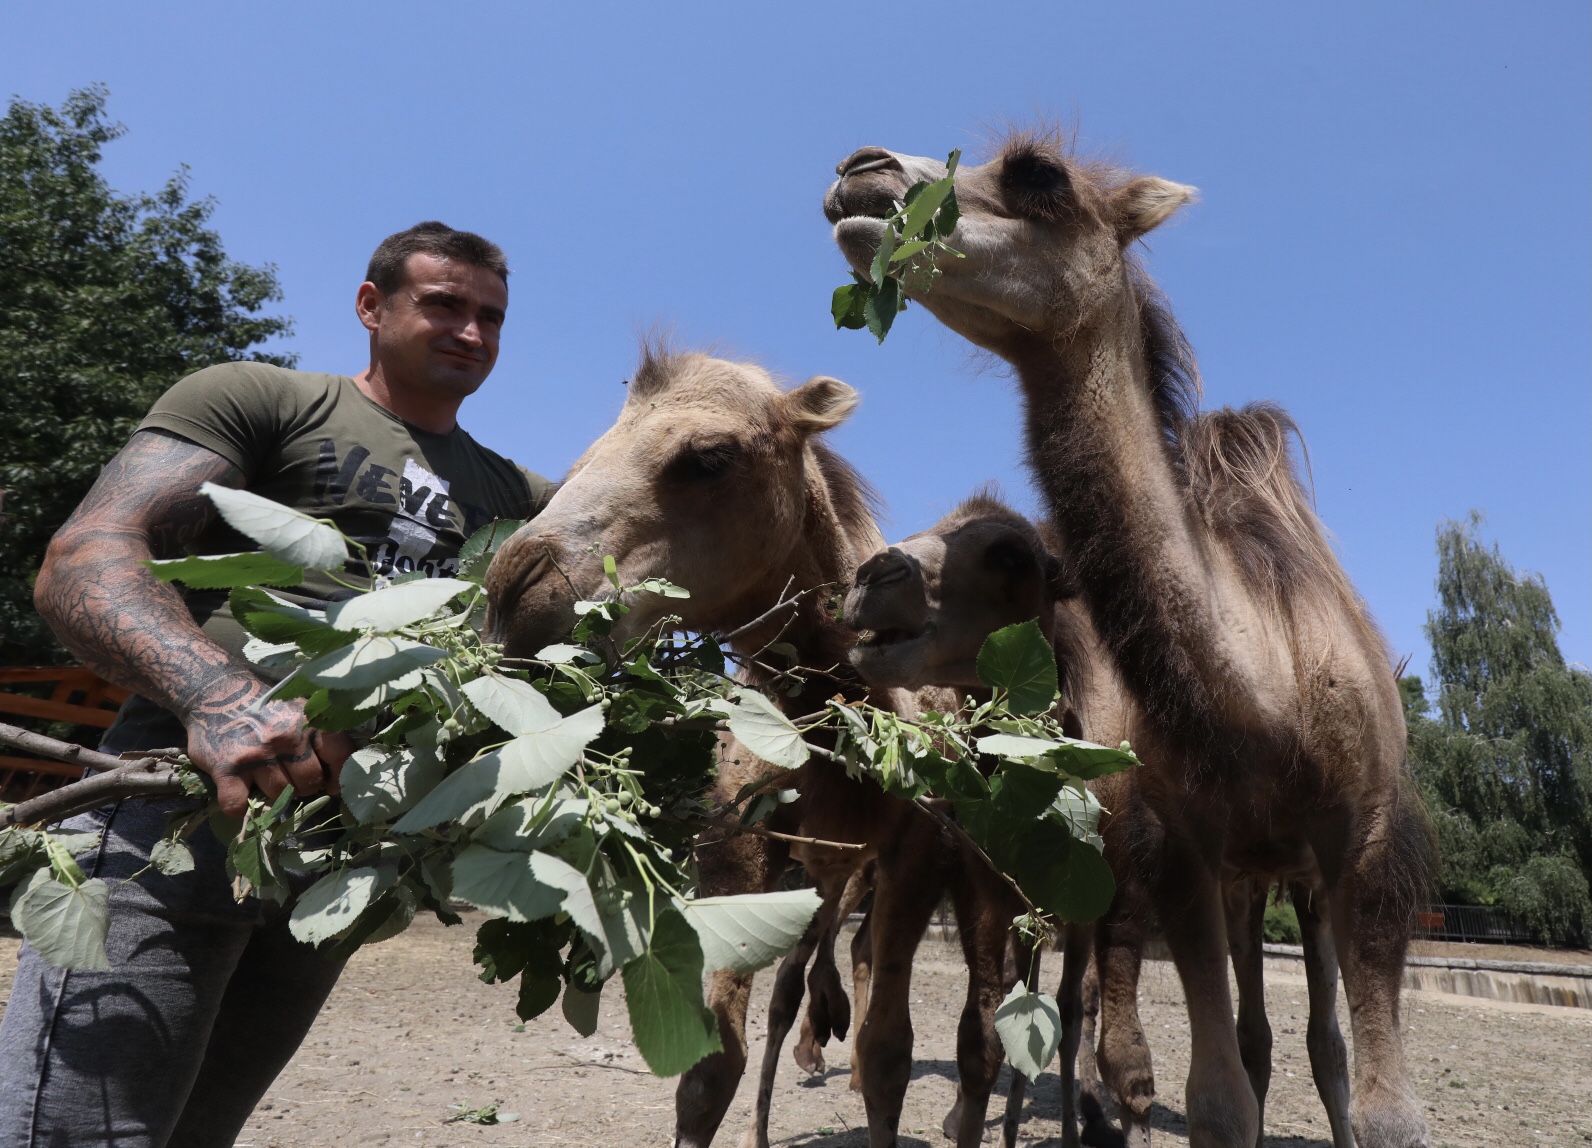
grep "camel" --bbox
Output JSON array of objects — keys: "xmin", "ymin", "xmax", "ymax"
[
  {"xmin": 482, "ymin": 347, "xmax": 1027, "ymax": 1148},
  {"xmin": 847, "ymin": 491, "xmax": 1358, "ymax": 1148},
  {"xmin": 824, "ymin": 134, "xmax": 1431, "ymax": 1148}
]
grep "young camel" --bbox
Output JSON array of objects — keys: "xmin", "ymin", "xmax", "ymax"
[
  {"xmin": 482, "ymin": 347, "xmax": 1022, "ymax": 1148},
  {"xmin": 850, "ymin": 492, "xmax": 1357, "ymax": 1148},
  {"xmin": 824, "ymin": 136, "xmax": 1431, "ymax": 1148}
]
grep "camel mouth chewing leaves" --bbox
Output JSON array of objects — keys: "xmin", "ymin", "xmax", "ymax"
[{"xmin": 853, "ymin": 626, "xmax": 922, "ymax": 649}]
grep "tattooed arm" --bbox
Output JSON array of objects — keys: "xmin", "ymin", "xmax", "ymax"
[{"xmin": 35, "ymin": 429, "xmax": 349, "ymax": 816}]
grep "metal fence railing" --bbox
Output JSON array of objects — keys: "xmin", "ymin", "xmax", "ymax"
[{"xmin": 1413, "ymin": 903, "xmax": 1538, "ymax": 945}]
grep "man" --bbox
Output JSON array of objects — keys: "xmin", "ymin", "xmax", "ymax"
[{"xmin": 1, "ymin": 222, "xmax": 552, "ymax": 1147}]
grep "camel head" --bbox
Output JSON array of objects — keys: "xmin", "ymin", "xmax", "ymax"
[
  {"xmin": 823, "ymin": 132, "xmax": 1196, "ymax": 353},
  {"xmin": 844, "ymin": 492, "xmax": 1066, "ymax": 691},
  {"xmin": 484, "ymin": 346, "xmax": 864, "ymax": 657}
]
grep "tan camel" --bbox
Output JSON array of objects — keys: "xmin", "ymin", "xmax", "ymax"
[
  {"xmin": 483, "ymin": 347, "xmax": 1025, "ymax": 1148},
  {"xmin": 824, "ymin": 136, "xmax": 1431, "ymax": 1148},
  {"xmin": 848, "ymin": 492, "xmax": 1358, "ymax": 1148}
]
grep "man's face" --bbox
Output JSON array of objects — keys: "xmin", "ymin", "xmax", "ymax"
[{"xmin": 358, "ymin": 253, "xmax": 507, "ymax": 399}]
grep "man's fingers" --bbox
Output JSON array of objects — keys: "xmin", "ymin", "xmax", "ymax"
[
  {"xmin": 312, "ymin": 730, "xmax": 353, "ymax": 795},
  {"xmin": 252, "ymin": 763, "xmax": 291, "ymax": 804},
  {"xmin": 281, "ymin": 749, "xmax": 327, "ymax": 797},
  {"xmin": 215, "ymin": 774, "xmax": 252, "ymax": 819}
]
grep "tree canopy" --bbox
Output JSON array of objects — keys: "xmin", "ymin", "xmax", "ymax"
[
  {"xmin": 0, "ymin": 85, "xmax": 293, "ymax": 665},
  {"xmin": 1403, "ymin": 513, "xmax": 1592, "ymax": 946}
]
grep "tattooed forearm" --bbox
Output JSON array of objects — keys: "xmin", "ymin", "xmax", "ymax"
[{"xmin": 35, "ymin": 430, "xmax": 264, "ymax": 720}]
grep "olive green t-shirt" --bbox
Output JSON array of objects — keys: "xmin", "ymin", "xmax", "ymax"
[{"xmin": 140, "ymin": 361, "xmax": 552, "ymax": 659}]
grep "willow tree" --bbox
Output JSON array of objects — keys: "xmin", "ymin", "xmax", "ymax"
[
  {"xmin": 0, "ymin": 85, "xmax": 293, "ymax": 664},
  {"xmin": 1404, "ymin": 513, "xmax": 1592, "ymax": 946}
]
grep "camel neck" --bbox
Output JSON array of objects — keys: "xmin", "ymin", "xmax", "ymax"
[{"xmin": 1009, "ymin": 310, "xmax": 1227, "ymax": 747}]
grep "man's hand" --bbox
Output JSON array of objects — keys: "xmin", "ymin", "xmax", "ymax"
[{"xmin": 185, "ymin": 693, "xmax": 354, "ymax": 818}]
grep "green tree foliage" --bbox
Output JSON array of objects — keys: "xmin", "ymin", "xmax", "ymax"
[
  {"xmin": 0, "ymin": 85, "xmax": 293, "ymax": 664},
  {"xmin": 1404, "ymin": 513, "xmax": 1592, "ymax": 947}
]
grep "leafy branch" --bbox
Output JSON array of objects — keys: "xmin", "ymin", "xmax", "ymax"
[
  {"xmin": 832, "ymin": 149, "xmax": 964, "ymax": 342},
  {"xmin": 0, "ymin": 487, "xmax": 1135, "ymax": 1084}
]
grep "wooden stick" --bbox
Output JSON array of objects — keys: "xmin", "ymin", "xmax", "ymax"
[
  {"xmin": 0, "ymin": 721, "xmax": 187, "ymax": 830},
  {"xmin": 0, "ymin": 720, "xmax": 138, "ymax": 774},
  {"xmin": 678, "ymin": 812, "xmax": 865, "ymax": 853}
]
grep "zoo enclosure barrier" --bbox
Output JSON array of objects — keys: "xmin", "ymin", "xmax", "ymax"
[{"xmin": 1413, "ymin": 902, "xmax": 1542, "ymax": 946}]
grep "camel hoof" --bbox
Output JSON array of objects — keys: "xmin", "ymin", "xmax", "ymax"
[
  {"xmin": 1350, "ymin": 1093, "xmax": 1429, "ymax": 1148},
  {"xmin": 793, "ymin": 1036, "xmax": 826, "ymax": 1075},
  {"xmin": 941, "ymin": 1096, "xmax": 963, "ymax": 1141},
  {"xmin": 1079, "ymin": 1093, "xmax": 1127, "ymax": 1148}
]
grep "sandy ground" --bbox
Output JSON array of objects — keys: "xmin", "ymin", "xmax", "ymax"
[{"xmin": 1, "ymin": 915, "xmax": 1589, "ymax": 1148}]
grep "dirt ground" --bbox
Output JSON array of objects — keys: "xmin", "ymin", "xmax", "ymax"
[{"xmin": 2, "ymin": 914, "xmax": 1589, "ymax": 1148}]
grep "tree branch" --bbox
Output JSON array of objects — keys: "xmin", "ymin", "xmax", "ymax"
[{"xmin": 0, "ymin": 722, "xmax": 187, "ymax": 830}]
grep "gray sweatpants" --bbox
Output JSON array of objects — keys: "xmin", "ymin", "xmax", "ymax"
[{"xmin": 0, "ymin": 698, "xmax": 345, "ymax": 1148}]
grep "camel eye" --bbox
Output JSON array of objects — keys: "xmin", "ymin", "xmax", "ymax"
[
  {"xmin": 664, "ymin": 441, "xmax": 740, "ymax": 482},
  {"xmin": 1000, "ymin": 147, "xmax": 1071, "ymax": 220},
  {"xmin": 984, "ymin": 538, "xmax": 1036, "ymax": 575}
]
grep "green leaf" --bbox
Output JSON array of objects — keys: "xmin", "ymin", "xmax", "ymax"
[
  {"xmin": 976, "ymin": 620, "xmax": 1059, "ymax": 715},
  {"xmin": 230, "ymin": 589, "xmax": 346, "ymax": 653},
  {"xmin": 622, "ymin": 909, "xmax": 722, "ymax": 1076},
  {"xmin": 150, "ymin": 838, "xmax": 195, "ymax": 876},
  {"xmin": 562, "ymin": 982, "xmax": 602, "ymax": 1037},
  {"xmin": 898, "ymin": 174, "xmax": 956, "ymax": 240},
  {"xmin": 10, "ymin": 869, "xmax": 110, "ymax": 970},
  {"xmin": 146, "ymin": 551, "xmax": 304, "ymax": 589},
  {"xmin": 831, "ymin": 282, "xmax": 869, "ymax": 330},
  {"xmin": 473, "ymin": 796, "xmax": 588, "ymax": 852},
  {"xmin": 936, "ymin": 186, "xmax": 961, "ymax": 238},
  {"xmin": 888, "ymin": 238, "xmax": 931, "ymax": 265},
  {"xmin": 288, "ymin": 866, "xmax": 398, "ymax": 945},
  {"xmin": 536, "ymin": 644, "xmax": 601, "ymax": 665},
  {"xmin": 392, "ymin": 756, "xmax": 506, "ymax": 832},
  {"xmin": 1051, "ymin": 784, "xmax": 1104, "ymax": 850},
  {"xmin": 325, "ymin": 577, "xmax": 473, "ymax": 632},
  {"xmin": 864, "ymin": 275, "xmax": 900, "ymax": 343},
  {"xmin": 461, "ymin": 674, "xmax": 562, "ymax": 735},
  {"xmin": 994, "ymin": 984, "xmax": 1061, "ymax": 1082},
  {"xmin": 1016, "ymin": 820, "xmax": 1116, "ymax": 923},
  {"xmin": 458, "ymin": 518, "xmax": 525, "ymax": 580},
  {"xmin": 870, "ymin": 222, "xmax": 898, "ymax": 286},
  {"xmin": 339, "ymin": 744, "xmax": 445, "ymax": 824},
  {"xmin": 300, "ymin": 635, "xmax": 447, "ymax": 692},
  {"xmin": 486, "ymin": 705, "xmax": 606, "ymax": 789},
  {"xmin": 682, "ymin": 889, "xmax": 821, "ymax": 973},
  {"xmin": 726, "ymin": 691, "xmax": 808, "ymax": 769},
  {"xmin": 631, "ymin": 577, "xmax": 690, "ymax": 599},
  {"xmin": 200, "ymin": 483, "xmax": 348, "ymax": 571},
  {"xmin": 1043, "ymin": 738, "xmax": 1139, "ymax": 781},
  {"xmin": 517, "ymin": 967, "xmax": 562, "ymax": 1021},
  {"xmin": 976, "ymin": 733, "xmax": 1063, "ymax": 760},
  {"xmin": 450, "ymin": 845, "xmax": 574, "ymax": 922}
]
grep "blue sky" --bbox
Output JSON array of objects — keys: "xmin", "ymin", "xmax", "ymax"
[{"xmin": 5, "ymin": 1, "xmax": 1587, "ymax": 674}]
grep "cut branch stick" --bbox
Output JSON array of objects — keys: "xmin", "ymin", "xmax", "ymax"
[
  {"xmin": 0, "ymin": 722, "xmax": 187, "ymax": 830},
  {"xmin": 675, "ymin": 812, "xmax": 865, "ymax": 853}
]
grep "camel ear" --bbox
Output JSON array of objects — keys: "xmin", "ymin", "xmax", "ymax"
[
  {"xmin": 1109, "ymin": 177, "xmax": 1197, "ymax": 243},
  {"xmin": 783, "ymin": 375, "xmax": 859, "ymax": 434}
]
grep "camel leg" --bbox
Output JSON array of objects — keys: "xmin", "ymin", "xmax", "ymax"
[
  {"xmin": 739, "ymin": 879, "xmax": 846, "ymax": 1148},
  {"xmin": 676, "ymin": 830, "xmax": 784, "ymax": 1148},
  {"xmin": 795, "ymin": 865, "xmax": 869, "ymax": 1074},
  {"xmin": 1053, "ymin": 923, "xmax": 1093, "ymax": 1148},
  {"xmin": 1224, "ymin": 877, "xmax": 1272, "ymax": 1148},
  {"xmin": 937, "ymin": 855, "xmax": 1025, "ymax": 1148},
  {"xmin": 1000, "ymin": 940, "xmax": 1041, "ymax": 1148},
  {"xmin": 856, "ymin": 825, "xmax": 948, "ymax": 1148},
  {"xmin": 849, "ymin": 899, "xmax": 874, "ymax": 1092},
  {"xmin": 1292, "ymin": 883, "xmax": 1354, "ymax": 1148},
  {"xmin": 1155, "ymin": 843, "xmax": 1257, "ymax": 1148},
  {"xmin": 1329, "ymin": 807, "xmax": 1428, "ymax": 1148},
  {"xmin": 676, "ymin": 968, "xmax": 756, "ymax": 1148},
  {"xmin": 1093, "ymin": 887, "xmax": 1155, "ymax": 1148}
]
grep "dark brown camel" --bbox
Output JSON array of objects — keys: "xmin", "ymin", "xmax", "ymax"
[{"xmin": 825, "ymin": 133, "xmax": 1430, "ymax": 1148}]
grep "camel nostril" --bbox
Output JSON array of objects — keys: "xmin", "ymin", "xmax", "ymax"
[
  {"xmin": 856, "ymin": 548, "xmax": 915, "ymax": 590},
  {"xmin": 835, "ymin": 147, "xmax": 901, "ymax": 179}
]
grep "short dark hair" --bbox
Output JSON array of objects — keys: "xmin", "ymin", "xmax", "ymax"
[{"xmin": 365, "ymin": 221, "xmax": 509, "ymax": 296}]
